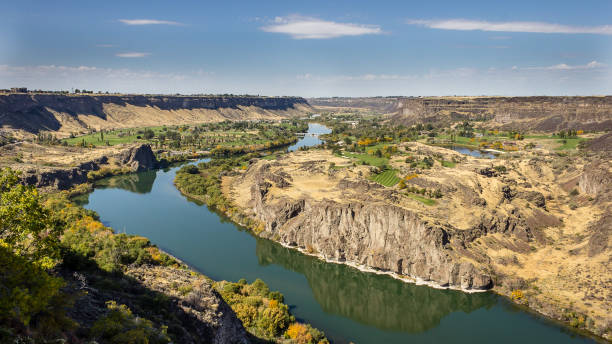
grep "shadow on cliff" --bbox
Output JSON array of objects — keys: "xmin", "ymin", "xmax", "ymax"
[
  {"xmin": 255, "ymin": 237, "xmax": 497, "ymax": 334},
  {"xmin": 55, "ymin": 249, "xmax": 253, "ymax": 344},
  {"xmin": 0, "ymin": 94, "xmax": 307, "ymax": 134}
]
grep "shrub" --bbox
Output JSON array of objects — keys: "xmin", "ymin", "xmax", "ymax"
[
  {"xmin": 493, "ymin": 165, "xmax": 507, "ymax": 173},
  {"xmin": 91, "ymin": 301, "xmax": 170, "ymax": 344},
  {"xmin": 0, "ymin": 245, "xmax": 66, "ymax": 326}
]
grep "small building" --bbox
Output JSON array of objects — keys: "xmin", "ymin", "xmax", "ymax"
[{"xmin": 10, "ymin": 87, "xmax": 27, "ymax": 93}]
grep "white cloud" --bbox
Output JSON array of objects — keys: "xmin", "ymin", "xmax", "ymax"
[
  {"xmin": 407, "ymin": 19, "xmax": 612, "ymax": 35},
  {"xmin": 0, "ymin": 64, "xmax": 196, "ymax": 93},
  {"xmin": 521, "ymin": 61, "xmax": 607, "ymax": 70},
  {"xmin": 116, "ymin": 52, "xmax": 150, "ymax": 58},
  {"xmin": 261, "ymin": 16, "xmax": 382, "ymax": 39},
  {"xmin": 119, "ymin": 19, "xmax": 182, "ymax": 26}
]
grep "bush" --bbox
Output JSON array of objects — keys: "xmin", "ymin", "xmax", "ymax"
[
  {"xmin": 91, "ymin": 301, "xmax": 170, "ymax": 344},
  {"xmin": 493, "ymin": 165, "xmax": 507, "ymax": 173},
  {"xmin": 0, "ymin": 245, "xmax": 65, "ymax": 326}
]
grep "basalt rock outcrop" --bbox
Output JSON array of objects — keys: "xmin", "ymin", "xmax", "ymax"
[
  {"xmin": 391, "ymin": 96, "xmax": 612, "ymax": 131},
  {"xmin": 0, "ymin": 93, "xmax": 309, "ymax": 136},
  {"xmin": 246, "ymin": 162, "xmax": 493, "ymax": 290},
  {"xmin": 20, "ymin": 143, "xmax": 158, "ymax": 189}
]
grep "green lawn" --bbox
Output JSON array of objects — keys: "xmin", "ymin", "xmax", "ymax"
[
  {"xmin": 439, "ymin": 160, "xmax": 456, "ymax": 168},
  {"xmin": 555, "ymin": 138, "xmax": 586, "ymax": 150},
  {"xmin": 62, "ymin": 126, "xmax": 166, "ymax": 146},
  {"xmin": 342, "ymin": 151, "xmax": 388, "ymax": 167},
  {"xmin": 261, "ymin": 154, "xmax": 278, "ymax": 160},
  {"xmin": 370, "ymin": 169, "xmax": 400, "ymax": 187},
  {"xmin": 406, "ymin": 193, "xmax": 436, "ymax": 206}
]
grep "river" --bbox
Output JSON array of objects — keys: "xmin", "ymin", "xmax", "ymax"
[{"xmin": 77, "ymin": 123, "xmax": 593, "ymax": 343}]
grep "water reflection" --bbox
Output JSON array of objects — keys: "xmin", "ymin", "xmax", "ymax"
[
  {"xmin": 94, "ymin": 170, "xmax": 158, "ymax": 194},
  {"xmin": 450, "ymin": 146, "xmax": 497, "ymax": 159},
  {"xmin": 255, "ymin": 237, "xmax": 497, "ymax": 333}
]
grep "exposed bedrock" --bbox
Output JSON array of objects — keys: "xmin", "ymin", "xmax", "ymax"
[
  {"xmin": 0, "ymin": 93, "xmax": 308, "ymax": 134},
  {"xmin": 20, "ymin": 144, "xmax": 158, "ymax": 190},
  {"xmin": 249, "ymin": 167, "xmax": 493, "ymax": 290}
]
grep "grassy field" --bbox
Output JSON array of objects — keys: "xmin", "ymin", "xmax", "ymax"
[
  {"xmin": 440, "ymin": 160, "xmax": 456, "ymax": 168},
  {"xmin": 370, "ymin": 169, "xmax": 400, "ymax": 187},
  {"xmin": 406, "ymin": 193, "xmax": 436, "ymax": 206},
  {"xmin": 554, "ymin": 138, "xmax": 586, "ymax": 150},
  {"xmin": 261, "ymin": 154, "xmax": 278, "ymax": 160},
  {"xmin": 62, "ymin": 126, "xmax": 166, "ymax": 146},
  {"xmin": 342, "ymin": 151, "xmax": 388, "ymax": 167}
]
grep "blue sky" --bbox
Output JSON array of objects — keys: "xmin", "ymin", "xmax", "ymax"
[{"xmin": 1, "ymin": 0, "xmax": 611, "ymax": 96}]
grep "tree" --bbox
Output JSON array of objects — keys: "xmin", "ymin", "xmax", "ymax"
[
  {"xmin": 0, "ymin": 168, "xmax": 63, "ymax": 268},
  {"xmin": 0, "ymin": 168, "xmax": 68, "ymax": 328},
  {"xmin": 143, "ymin": 129, "xmax": 155, "ymax": 140}
]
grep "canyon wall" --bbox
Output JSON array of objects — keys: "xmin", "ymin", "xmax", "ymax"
[
  {"xmin": 0, "ymin": 94, "xmax": 310, "ymax": 137},
  {"xmin": 391, "ymin": 96, "xmax": 612, "ymax": 131},
  {"xmin": 309, "ymin": 96, "xmax": 612, "ymax": 132},
  {"xmin": 245, "ymin": 163, "xmax": 493, "ymax": 291}
]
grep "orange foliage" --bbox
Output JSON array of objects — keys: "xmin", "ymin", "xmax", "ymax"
[
  {"xmin": 268, "ymin": 299, "xmax": 278, "ymax": 309},
  {"xmin": 286, "ymin": 323, "xmax": 313, "ymax": 344},
  {"xmin": 357, "ymin": 138, "xmax": 375, "ymax": 146},
  {"xmin": 404, "ymin": 173, "xmax": 418, "ymax": 180}
]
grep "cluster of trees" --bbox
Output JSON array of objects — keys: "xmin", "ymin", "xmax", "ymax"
[
  {"xmin": 556, "ymin": 129, "xmax": 582, "ymax": 138},
  {"xmin": 457, "ymin": 121, "xmax": 474, "ymax": 138},
  {"xmin": 397, "ymin": 179, "xmax": 443, "ymax": 199},
  {"xmin": 216, "ymin": 278, "xmax": 328, "ymax": 342},
  {"xmin": 35, "ymin": 132, "xmax": 60, "ymax": 145}
]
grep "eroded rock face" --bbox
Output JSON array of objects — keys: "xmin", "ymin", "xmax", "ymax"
[
  {"xmin": 22, "ymin": 157, "xmax": 108, "ymax": 189},
  {"xmin": 20, "ymin": 144, "xmax": 157, "ymax": 189},
  {"xmin": 0, "ymin": 94, "xmax": 308, "ymax": 135},
  {"xmin": 579, "ymin": 160, "xmax": 612, "ymax": 197},
  {"xmin": 116, "ymin": 144, "xmax": 158, "ymax": 172},
  {"xmin": 248, "ymin": 164, "xmax": 492, "ymax": 290}
]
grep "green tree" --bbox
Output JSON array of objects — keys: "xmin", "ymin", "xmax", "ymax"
[
  {"xmin": 143, "ymin": 129, "xmax": 155, "ymax": 140},
  {"xmin": 0, "ymin": 168, "xmax": 63, "ymax": 267}
]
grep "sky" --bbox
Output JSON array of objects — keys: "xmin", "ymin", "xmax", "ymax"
[{"xmin": 1, "ymin": 0, "xmax": 611, "ymax": 96}]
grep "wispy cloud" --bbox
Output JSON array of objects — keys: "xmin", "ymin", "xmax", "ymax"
[
  {"xmin": 407, "ymin": 19, "xmax": 612, "ymax": 35},
  {"xmin": 261, "ymin": 16, "xmax": 382, "ymax": 39},
  {"xmin": 116, "ymin": 52, "xmax": 150, "ymax": 58},
  {"xmin": 119, "ymin": 19, "xmax": 182, "ymax": 26},
  {"xmin": 516, "ymin": 61, "xmax": 607, "ymax": 71}
]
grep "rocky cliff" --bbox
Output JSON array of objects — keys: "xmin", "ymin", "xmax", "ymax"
[
  {"xmin": 251, "ymin": 181, "xmax": 492, "ymax": 290},
  {"xmin": 19, "ymin": 143, "xmax": 158, "ymax": 189},
  {"xmin": 230, "ymin": 152, "xmax": 500, "ymax": 291},
  {"xmin": 392, "ymin": 96, "xmax": 612, "ymax": 131},
  {"xmin": 309, "ymin": 96, "xmax": 612, "ymax": 132},
  {"xmin": 0, "ymin": 94, "xmax": 310, "ymax": 137}
]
